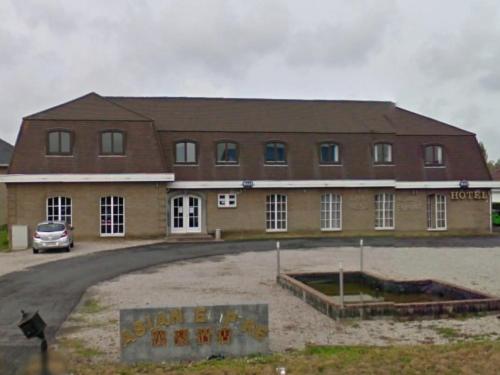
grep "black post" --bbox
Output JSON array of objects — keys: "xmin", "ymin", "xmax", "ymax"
[{"xmin": 40, "ymin": 333, "xmax": 49, "ymax": 375}]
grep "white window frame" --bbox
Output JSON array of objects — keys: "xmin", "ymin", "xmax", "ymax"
[
  {"xmin": 175, "ymin": 141, "xmax": 197, "ymax": 164},
  {"xmin": 319, "ymin": 143, "xmax": 340, "ymax": 164},
  {"xmin": 46, "ymin": 196, "xmax": 72, "ymax": 225},
  {"xmin": 320, "ymin": 193, "xmax": 342, "ymax": 231},
  {"xmin": 424, "ymin": 145, "xmax": 444, "ymax": 167},
  {"xmin": 266, "ymin": 194, "xmax": 287, "ymax": 232},
  {"xmin": 218, "ymin": 193, "xmax": 237, "ymax": 208},
  {"xmin": 427, "ymin": 194, "xmax": 447, "ymax": 231},
  {"xmin": 100, "ymin": 196, "xmax": 125, "ymax": 237},
  {"xmin": 374, "ymin": 193, "xmax": 395, "ymax": 230},
  {"xmin": 374, "ymin": 143, "xmax": 393, "ymax": 164}
]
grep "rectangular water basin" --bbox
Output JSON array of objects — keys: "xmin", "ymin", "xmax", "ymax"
[{"xmin": 278, "ymin": 271, "xmax": 500, "ymax": 319}]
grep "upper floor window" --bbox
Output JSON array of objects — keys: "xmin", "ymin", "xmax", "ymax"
[
  {"xmin": 320, "ymin": 143, "xmax": 340, "ymax": 164},
  {"xmin": 101, "ymin": 131, "xmax": 125, "ymax": 155},
  {"xmin": 175, "ymin": 141, "xmax": 197, "ymax": 164},
  {"xmin": 216, "ymin": 142, "xmax": 238, "ymax": 164},
  {"xmin": 47, "ymin": 130, "xmax": 72, "ymax": 155},
  {"xmin": 265, "ymin": 142, "xmax": 286, "ymax": 164},
  {"xmin": 424, "ymin": 145, "xmax": 444, "ymax": 166},
  {"xmin": 373, "ymin": 143, "xmax": 393, "ymax": 164}
]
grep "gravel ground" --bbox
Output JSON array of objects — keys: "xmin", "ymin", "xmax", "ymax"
[
  {"xmin": 59, "ymin": 246, "xmax": 500, "ymax": 361},
  {"xmin": 0, "ymin": 239, "xmax": 164, "ymax": 277}
]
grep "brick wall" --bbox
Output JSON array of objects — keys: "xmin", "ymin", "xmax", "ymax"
[
  {"xmin": 6, "ymin": 184, "xmax": 491, "ymax": 247},
  {"xmin": 203, "ymin": 188, "xmax": 491, "ymax": 236},
  {"xmin": 7, "ymin": 182, "xmax": 166, "ymax": 245}
]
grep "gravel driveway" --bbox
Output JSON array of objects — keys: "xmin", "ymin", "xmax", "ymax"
[{"xmin": 62, "ymin": 245, "xmax": 500, "ymax": 362}]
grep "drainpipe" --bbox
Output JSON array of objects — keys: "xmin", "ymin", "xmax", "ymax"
[
  {"xmin": 276, "ymin": 241, "xmax": 281, "ymax": 278},
  {"xmin": 489, "ymin": 190, "xmax": 493, "ymax": 233},
  {"xmin": 359, "ymin": 239, "xmax": 364, "ymax": 272},
  {"xmin": 339, "ymin": 262, "xmax": 344, "ymax": 309}
]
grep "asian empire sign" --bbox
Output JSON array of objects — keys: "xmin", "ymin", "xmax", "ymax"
[{"xmin": 120, "ymin": 304, "xmax": 269, "ymax": 363}]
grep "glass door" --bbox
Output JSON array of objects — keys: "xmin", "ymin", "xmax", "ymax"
[
  {"xmin": 171, "ymin": 196, "xmax": 185, "ymax": 233},
  {"xmin": 171, "ymin": 195, "xmax": 202, "ymax": 234}
]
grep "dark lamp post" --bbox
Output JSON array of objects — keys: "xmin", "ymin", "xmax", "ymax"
[{"xmin": 17, "ymin": 310, "xmax": 50, "ymax": 375}]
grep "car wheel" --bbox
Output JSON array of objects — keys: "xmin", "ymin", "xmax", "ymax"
[
  {"xmin": 33, "ymin": 248, "xmax": 39, "ymax": 254},
  {"xmin": 70, "ymin": 241, "xmax": 74, "ymax": 248},
  {"xmin": 65, "ymin": 246, "xmax": 70, "ymax": 252}
]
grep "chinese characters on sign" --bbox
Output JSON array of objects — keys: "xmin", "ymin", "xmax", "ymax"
[{"xmin": 120, "ymin": 304, "xmax": 269, "ymax": 363}]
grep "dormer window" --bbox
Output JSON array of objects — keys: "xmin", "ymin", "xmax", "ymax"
[
  {"xmin": 175, "ymin": 141, "xmax": 197, "ymax": 164},
  {"xmin": 424, "ymin": 145, "xmax": 444, "ymax": 166},
  {"xmin": 47, "ymin": 130, "xmax": 72, "ymax": 155},
  {"xmin": 265, "ymin": 142, "xmax": 286, "ymax": 164},
  {"xmin": 101, "ymin": 131, "xmax": 125, "ymax": 155},
  {"xmin": 216, "ymin": 142, "xmax": 238, "ymax": 164},
  {"xmin": 373, "ymin": 143, "xmax": 393, "ymax": 164},
  {"xmin": 320, "ymin": 143, "xmax": 340, "ymax": 164}
]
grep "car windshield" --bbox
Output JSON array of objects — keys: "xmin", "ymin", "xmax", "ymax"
[{"xmin": 37, "ymin": 223, "xmax": 65, "ymax": 232}]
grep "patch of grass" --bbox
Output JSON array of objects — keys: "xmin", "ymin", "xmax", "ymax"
[
  {"xmin": 303, "ymin": 345, "xmax": 367, "ymax": 364},
  {"xmin": 68, "ymin": 315, "xmax": 87, "ymax": 324},
  {"xmin": 59, "ymin": 338, "xmax": 103, "ymax": 358},
  {"xmin": 453, "ymin": 311, "xmax": 488, "ymax": 320},
  {"xmin": 61, "ymin": 341, "xmax": 500, "ymax": 375},
  {"xmin": 80, "ymin": 298, "xmax": 106, "ymax": 314},
  {"xmin": 0, "ymin": 224, "xmax": 9, "ymax": 252},
  {"xmin": 430, "ymin": 326, "xmax": 463, "ymax": 340}
]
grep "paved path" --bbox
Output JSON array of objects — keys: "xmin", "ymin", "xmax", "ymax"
[
  {"xmin": 0, "ymin": 239, "xmax": 164, "ymax": 277},
  {"xmin": 1, "ymin": 236, "xmax": 500, "ymax": 374}
]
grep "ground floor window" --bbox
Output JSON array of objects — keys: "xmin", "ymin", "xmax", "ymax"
[
  {"xmin": 100, "ymin": 196, "xmax": 124, "ymax": 236},
  {"xmin": 218, "ymin": 193, "xmax": 237, "ymax": 208},
  {"xmin": 375, "ymin": 193, "xmax": 395, "ymax": 229},
  {"xmin": 266, "ymin": 194, "xmax": 287, "ymax": 232},
  {"xmin": 47, "ymin": 196, "xmax": 72, "ymax": 224},
  {"xmin": 321, "ymin": 193, "xmax": 342, "ymax": 230},
  {"xmin": 427, "ymin": 194, "xmax": 447, "ymax": 230}
]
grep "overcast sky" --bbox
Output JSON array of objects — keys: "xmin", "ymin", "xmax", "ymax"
[{"xmin": 2, "ymin": 0, "xmax": 500, "ymax": 159}]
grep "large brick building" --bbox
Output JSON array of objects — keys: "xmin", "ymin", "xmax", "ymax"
[{"xmin": 2, "ymin": 93, "xmax": 496, "ymax": 245}]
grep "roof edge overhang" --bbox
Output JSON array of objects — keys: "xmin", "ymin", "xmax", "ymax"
[
  {"xmin": 1, "ymin": 173, "xmax": 175, "ymax": 183},
  {"xmin": 168, "ymin": 180, "xmax": 500, "ymax": 189}
]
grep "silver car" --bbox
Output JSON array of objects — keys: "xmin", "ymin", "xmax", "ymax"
[{"xmin": 32, "ymin": 221, "xmax": 74, "ymax": 254}]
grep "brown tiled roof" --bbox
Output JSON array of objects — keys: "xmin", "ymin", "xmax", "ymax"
[
  {"xmin": 12, "ymin": 93, "xmax": 487, "ymax": 179},
  {"xmin": 25, "ymin": 93, "xmax": 474, "ymax": 136},
  {"xmin": 106, "ymin": 96, "xmax": 473, "ymax": 136},
  {"xmin": 26, "ymin": 93, "xmax": 151, "ymax": 121}
]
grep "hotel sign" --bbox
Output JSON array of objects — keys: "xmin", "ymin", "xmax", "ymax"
[
  {"xmin": 242, "ymin": 180, "xmax": 255, "ymax": 189},
  {"xmin": 450, "ymin": 190, "xmax": 489, "ymax": 200},
  {"xmin": 120, "ymin": 304, "xmax": 269, "ymax": 363}
]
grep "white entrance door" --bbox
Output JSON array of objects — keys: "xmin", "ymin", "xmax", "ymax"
[{"xmin": 171, "ymin": 195, "xmax": 201, "ymax": 234}]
